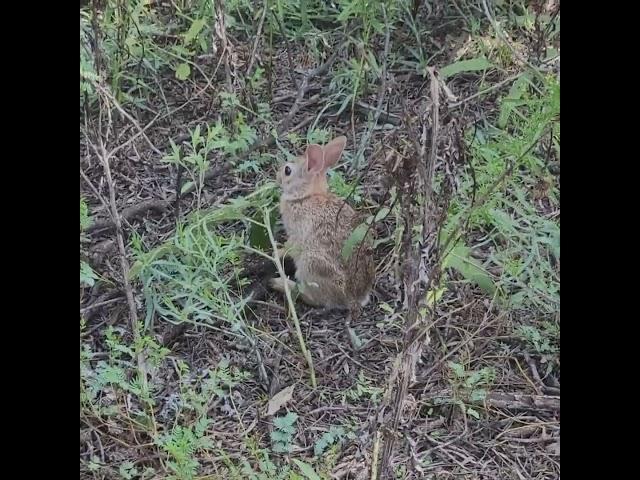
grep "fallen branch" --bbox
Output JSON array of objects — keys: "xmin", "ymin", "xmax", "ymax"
[
  {"xmin": 486, "ymin": 392, "xmax": 560, "ymax": 411},
  {"xmin": 94, "ymin": 140, "xmax": 139, "ymax": 335},
  {"xmin": 422, "ymin": 390, "xmax": 560, "ymax": 412},
  {"xmin": 354, "ymin": 101, "xmax": 401, "ymax": 126},
  {"xmin": 277, "ymin": 49, "xmax": 340, "ymax": 134},
  {"xmin": 86, "ymin": 199, "xmax": 170, "ymax": 234},
  {"xmin": 449, "ymin": 73, "xmax": 523, "ymax": 109}
]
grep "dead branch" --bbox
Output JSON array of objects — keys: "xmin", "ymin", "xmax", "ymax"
[
  {"xmin": 422, "ymin": 390, "xmax": 560, "ymax": 412},
  {"xmin": 93, "ymin": 140, "xmax": 139, "ymax": 334},
  {"xmin": 277, "ymin": 49, "xmax": 340, "ymax": 134},
  {"xmin": 245, "ymin": 0, "xmax": 268, "ymax": 79},
  {"xmin": 86, "ymin": 199, "xmax": 170, "ymax": 234},
  {"xmin": 379, "ymin": 69, "xmax": 444, "ymax": 477}
]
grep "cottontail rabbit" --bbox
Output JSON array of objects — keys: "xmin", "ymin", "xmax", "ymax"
[{"xmin": 269, "ymin": 136, "xmax": 375, "ymax": 346}]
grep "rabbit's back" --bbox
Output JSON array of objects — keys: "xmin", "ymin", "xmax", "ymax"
[{"xmin": 280, "ymin": 194, "xmax": 375, "ymax": 306}]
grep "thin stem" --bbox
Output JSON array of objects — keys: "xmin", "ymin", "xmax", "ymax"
[{"xmin": 263, "ymin": 207, "xmax": 317, "ymax": 388}]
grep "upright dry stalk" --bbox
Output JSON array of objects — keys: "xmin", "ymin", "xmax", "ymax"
[{"xmin": 378, "ymin": 72, "xmax": 443, "ymax": 478}]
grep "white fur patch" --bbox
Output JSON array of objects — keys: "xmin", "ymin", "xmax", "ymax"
[{"xmin": 360, "ymin": 293, "xmax": 370, "ymax": 307}]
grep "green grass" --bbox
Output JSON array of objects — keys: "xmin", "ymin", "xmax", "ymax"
[
  {"xmin": 132, "ymin": 183, "xmax": 277, "ymax": 330},
  {"xmin": 446, "ymin": 75, "xmax": 560, "ymax": 314}
]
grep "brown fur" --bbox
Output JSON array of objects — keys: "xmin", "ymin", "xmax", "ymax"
[{"xmin": 270, "ymin": 137, "xmax": 375, "ymax": 311}]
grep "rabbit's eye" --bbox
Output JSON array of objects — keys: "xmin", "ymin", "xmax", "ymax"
[{"xmin": 284, "ymin": 166, "xmax": 292, "ymax": 176}]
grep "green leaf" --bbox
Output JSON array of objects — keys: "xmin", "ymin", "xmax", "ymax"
[
  {"xmin": 175, "ymin": 63, "xmax": 191, "ymax": 81},
  {"xmin": 270, "ymin": 430, "xmax": 290, "ymax": 443},
  {"xmin": 379, "ymin": 302, "xmax": 394, "ymax": 314},
  {"xmin": 466, "ymin": 407, "xmax": 480, "ymax": 419},
  {"xmin": 81, "ymin": 261, "xmax": 99, "ymax": 287},
  {"xmin": 470, "ymin": 389, "xmax": 488, "ymax": 402},
  {"xmin": 347, "ymin": 327, "xmax": 364, "ymax": 350},
  {"xmin": 314, "ymin": 427, "xmax": 346, "ymax": 456},
  {"xmin": 273, "ymin": 441, "xmax": 291, "ymax": 453},
  {"xmin": 292, "ymin": 460, "xmax": 322, "ymax": 480},
  {"xmin": 439, "ymin": 57, "xmax": 493, "ymax": 80},
  {"xmin": 539, "ymin": 223, "xmax": 560, "ymax": 260},
  {"xmin": 248, "ymin": 210, "xmax": 276, "ymax": 251},
  {"xmin": 273, "ymin": 412, "xmax": 298, "ymax": 430},
  {"xmin": 426, "ymin": 286, "xmax": 445, "ymax": 307},
  {"xmin": 180, "ymin": 181, "xmax": 195, "ymax": 195},
  {"xmin": 80, "ymin": 198, "xmax": 92, "ymax": 230},
  {"xmin": 374, "ymin": 207, "xmax": 390, "ymax": 222},
  {"xmin": 119, "ymin": 461, "xmax": 137, "ymax": 480},
  {"xmin": 184, "ymin": 19, "xmax": 206, "ymax": 45},
  {"xmin": 498, "ymin": 74, "xmax": 530, "ymax": 128},
  {"xmin": 195, "ymin": 416, "xmax": 212, "ymax": 437},
  {"xmin": 341, "ymin": 222, "xmax": 368, "ymax": 261},
  {"xmin": 443, "ymin": 244, "xmax": 496, "ymax": 294},
  {"xmin": 448, "ymin": 361, "xmax": 465, "ymax": 378},
  {"xmin": 191, "ymin": 124, "xmax": 202, "ymax": 147}
]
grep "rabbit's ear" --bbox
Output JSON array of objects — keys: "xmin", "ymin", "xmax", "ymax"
[
  {"xmin": 322, "ymin": 136, "xmax": 346, "ymax": 169},
  {"xmin": 305, "ymin": 144, "xmax": 324, "ymax": 173}
]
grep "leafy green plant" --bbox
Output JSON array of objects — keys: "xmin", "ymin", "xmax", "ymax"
[
  {"xmin": 133, "ymin": 183, "xmax": 277, "ymax": 331},
  {"xmin": 82, "ymin": 319, "xmax": 250, "ymax": 480},
  {"xmin": 81, "ymin": 325, "xmax": 170, "ymax": 408},
  {"xmin": 180, "ymin": 359, "xmax": 250, "ymax": 417},
  {"xmin": 80, "ymin": 261, "xmax": 100, "ymax": 288},
  {"xmin": 343, "ymin": 372, "xmax": 382, "ymax": 404},
  {"xmin": 222, "ymin": 437, "xmax": 324, "ymax": 480},
  {"xmin": 442, "ymin": 243, "xmax": 496, "ymax": 295},
  {"xmin": 156, "ymin": 359, "xmax": 248, "ymax": 480},
  {"xmin": 80, "ymin": 197, "xmax": 92, "ymax": 231},
  {"xmin": 447, "ymin": 362, "xmax": 495, "ymax": 419},
  {"xmin": 517, "ymin": 322, "xmax": 559, "ymax": 356},
  {"xmin": 173, "ymin": 12, "xmax": 213, "ymax": 79},
  {"xmin": 292, "ymin": 459, "xmax": 322, "ymax": 480},
  {"xmin": 328, "ymin": 171, "xmax": 363, "ymax": 204},
  {"xmin": 163, "ymin": 119, "xmax": 257, "ymax": 208},
  {"xmin": 119, "ymin": 461, "xmax": 138, "ymax": 480},
  {"xmin": 337, "ymin": 0, "xmax": 397, "ymax": 38},
  {"xmin": 439, "ymin": 57, "xmax": 494, "ymax": 80},
  {"xmin": 82, "ymin": 1, "xmax": 164, "ymax": 103},
  {"xmin": 157, "ymin": 423, "xmax": 213, "ymax": 480},
  {"xmin": 80, "ymin": 1, "xmax": 223, "ymax": 105},
  {"xmin": 80, "ymin": 197, "xmax": 99, "ymax": 287},
  {"xmin": 307, "ymin": 127, "xmax": 332, "ymax": 145},
  {"xmin": 314, "ymin": 426, "xmax": 346, "ymax": 457},
  {"xmin": 448, "ymin": 76, "xmax": 560, "ymax": 312},
  {"xmin": 271, "ymin": 412, "xmax": 299, "ymax": 453},
  {"xmin": 136, "ymin": 222, "xmax": 247, "ymax": 329}
]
